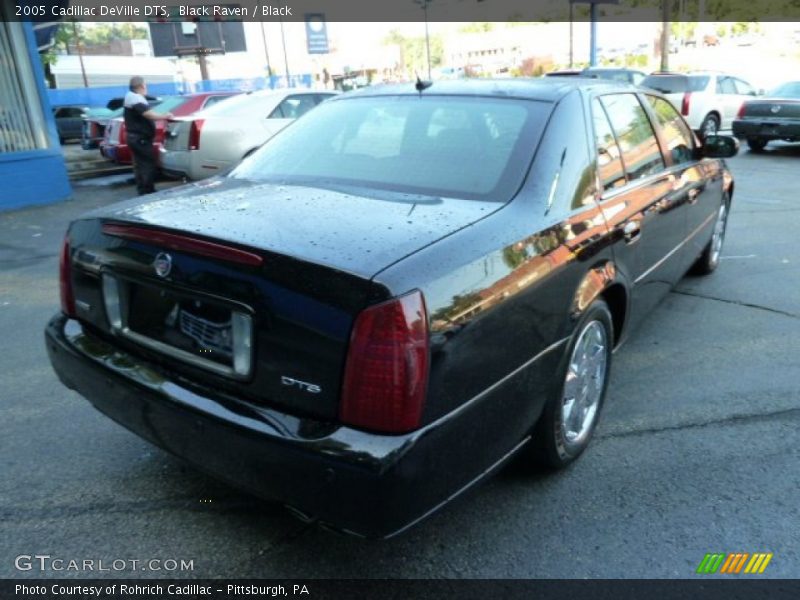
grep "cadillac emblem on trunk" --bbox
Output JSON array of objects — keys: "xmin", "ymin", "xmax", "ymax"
[
  {"xmin": 153, "ymin": 252, "xmax": 173, "ymax": 278},
  {"xmin": 771, "ymin": 105, "xmax": 782, "ymax": 114}
]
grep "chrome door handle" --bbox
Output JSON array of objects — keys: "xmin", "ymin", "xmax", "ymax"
[{"xmin": 623, "ymin": 221, "xmax": 641, "ymax": 244}]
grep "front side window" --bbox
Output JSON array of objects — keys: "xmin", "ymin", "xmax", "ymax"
[
  {"xmin": 716, "ymin": 77, "xmax": 737, "ymax": 95},
  {"xmin": 231, "ymin": 95, "xmax": 551, "ymax": 201},
  {"xmin": 591, "ymin": 98, "xmax": 626, "ymax": 192},
  {"xmin": 646, "ymin": 95, "xmax": 695, "ymax": 166},
  {"xmin": 599, "ymin": 93, "xmax": 665, "ymax": 182},
  {"xmin": 270, "ymin": 95, "xmax": 318, "ymax": 119},
  {"xmin": 733, "ymin": 78, "xmax": 755, "ymax": 96}
]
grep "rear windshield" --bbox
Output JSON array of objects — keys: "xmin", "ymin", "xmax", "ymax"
[
  {"xmin": 150, "ymin": 96, "xmax": 190, "ymax": 113},
  {"xmin": 641, "ymin": 75, "xmax": 709, "ymax": 94},
  {"xmin": 198, "ymin": 92, "xmax": 273, "ymax": 117},
  {"xmin": 769, "ymin": 81, "xmax": 800, "ymax": 98},
  {"xmin": 230, "ymin": 95, "xmax": 551, "ymax": 202}
]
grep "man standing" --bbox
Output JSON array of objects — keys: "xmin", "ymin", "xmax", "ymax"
[{"xmin": 124, "ymin": 76, "xmax": 173, "ymax": 195}]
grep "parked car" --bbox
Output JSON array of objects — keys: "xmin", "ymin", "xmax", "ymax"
[
  {"xmin": 641, "ymin": 71, "xmax": 758, "ymax": 137},
  {"xmin": 733, "ymin": 80, "xmax": 800, "ymax": 151},
  {"xmin": 81, "ymin": 107, "xmax": 119, "ymax": 150},
  {"xmin": 160, "ymin": 89, "xmax": 337, "ymax": 180},
  {"xmin": 545, "ymin": 69, "xmax": 584, "ymax": 77},
  {"xmin": 581, "ymin": 67, "xmax": 647, "ymax": 86},
  {"xmin": 101, "ymin": 92, "xmax": 239, "ymax": 167},
  {"xmin": 53, "ymin": 105, "xmax": 90, "ymax": 143},
  {"xmin": 545, "ymin": 68, "xmax": 646, "ymax": 85},
  {"xmin": 46, "ymin": 79, "xmax": 737, "ymax": 538}
]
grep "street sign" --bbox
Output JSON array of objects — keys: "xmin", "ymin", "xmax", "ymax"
[{"xmin": 305, "ymin": 14, "xmax": 329, "ymax": 54}]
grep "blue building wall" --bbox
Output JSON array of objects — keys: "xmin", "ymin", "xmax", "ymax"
[
  {"xmin": 48, "ymin": 74, "xmax": 315, "ymax": 108},
  {"xmin": 0, "ymin": 22, "xmax": 71, "ymax": 212}
]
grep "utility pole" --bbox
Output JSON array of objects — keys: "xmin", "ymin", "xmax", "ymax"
[
  {"xmin": 589, "ymin": 3, "xmax": 598, "ymax": 66},
  {"xmin": 660, "ymin": 0, "xmax": 670, "ymax": 72},
  {"xmin": 279, "ymin": 18, "xmax": 290, "ymax": 87},
  {"xmin": 71, "ymin": 21, "xmax": 88, "ymax": 87},
  {"xmin": 569, "ymin": 2, "xmax": 574, "ymax": 68}
]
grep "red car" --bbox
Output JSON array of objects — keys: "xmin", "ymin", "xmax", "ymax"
[{"xmin": 100, "ymin": 92, "xmax": 238, "ymax": 167}]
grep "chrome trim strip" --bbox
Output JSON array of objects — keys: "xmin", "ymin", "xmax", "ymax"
[
  {"xmin": 119, "ymin": 327, "xmax": 243, "ymax": 378},
  {"xmin": 101, "ymin": 274, "xmax": 253, "ymax": 379},
  {"xmin": 385, "ymin": 435, "xmax": 531, "ymax": 539},
  {"xmin": 634, "ymin": 209, "xmax": 718, "ymax": 285}
]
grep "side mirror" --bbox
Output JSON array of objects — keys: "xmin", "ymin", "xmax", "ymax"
[{"xmin": 703, "ymin": 135, "xmax": 739, "ymax": 158}]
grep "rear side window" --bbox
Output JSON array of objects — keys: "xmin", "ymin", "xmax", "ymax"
[
  {"xmin": 646, "ymin": 95, "xmax": 695, "ymax": 165},
  {"xmin": 599, "ymin": 93, "xmax": 665, "ymax": 182},
  {"xmin": 642, "ymin": 75, "xmax": 709, "ymax": 94},
  {"xmin": 591, "ymin": 99, "xmax": 626, "ymax": 192}
]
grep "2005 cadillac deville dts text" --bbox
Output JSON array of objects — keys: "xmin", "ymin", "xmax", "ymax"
[{"xmin": 46, "ymin": 79, "xmax": 738, "ymax": 537}]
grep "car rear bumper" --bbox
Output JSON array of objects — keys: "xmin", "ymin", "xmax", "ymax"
[
  {"xmin": 159, "ymin": 147, "xmax": 190, "ymax": 179},
  {"xmin": 45, "ymin": 314, "xmax": 525, "ymax": 538},
  {"xmin": 733, "ymin": 119, "xmax": 800, "ymax": 140}
]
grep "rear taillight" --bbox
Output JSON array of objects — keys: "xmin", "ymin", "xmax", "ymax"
[
  {"xmin": 736, "ymin": 102, "xmax": 747, "ymax": 119},
  {"xmin": 59, "ymin": 235, "xmax": 76, "ymax": 318},
  {"xmin": 340, "ymin": 290, "xmax": 429, "ymax": 434},
  {"xmin": 118, "ymin": 122, "xmax": 127, "ymax": 145},
  {"xmin": 681, "ymin": 92, "xmax": 691, "ymax": 116},
  {"xmin": 188, "ymin": 119, "xmax": 205, "ymax": 150}
]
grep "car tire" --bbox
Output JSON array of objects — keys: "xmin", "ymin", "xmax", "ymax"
[
  {"xmin": 691, "ymin": 194, "xmax": 730, "ymax": 276},
  {"xmin": 699, "ymin": 113, "xmax": 720, "ymax": 140},
  {"xmin": 747, "ymin": 137, "xmax": 768, "ymax": 152},
  {"xmin": 528, "ymin": 300, "xmax": 613, "ymax": 470}
]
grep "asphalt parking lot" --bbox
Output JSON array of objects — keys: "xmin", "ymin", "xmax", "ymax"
[{"xmin": 1, "ymin": 144, "xmax": 799, "ymax": 579}]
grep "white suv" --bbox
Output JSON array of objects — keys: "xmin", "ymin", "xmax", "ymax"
[{"xmin": 641, "ymin": 72, "xmax": 758, "ymax": 137}]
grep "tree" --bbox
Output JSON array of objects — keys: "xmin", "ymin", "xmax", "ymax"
[
  {"xmin": 459, "ymin": 22, "xmax": 493, "ymax": 34},
  {"xmin": 383, "ymin": 30, "xmax": 443, "ymax": 78}
]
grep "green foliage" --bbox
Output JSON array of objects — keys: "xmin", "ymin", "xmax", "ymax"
[
  {"xmin": 459, "ymin": 22, "xmax": 494, "ymax": 34},
  {"xmin": 81, "ymin": 23, "xmax": 148, "ymax": 45}
]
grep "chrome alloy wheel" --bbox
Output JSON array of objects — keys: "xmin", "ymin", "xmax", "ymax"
[
  {"xmin": 709, "ymin": 203, "xmax": 728, "ymax": 267},
  {"xmin": 560, "ymin": 321, "xmax": 608, "ymax": 447}
]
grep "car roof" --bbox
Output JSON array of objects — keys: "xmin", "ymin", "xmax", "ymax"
[{"xmin": 334, "ymin": 78, "xmax": 638, "ymax": 103}]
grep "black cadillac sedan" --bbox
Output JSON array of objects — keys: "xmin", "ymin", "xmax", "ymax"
[
  {"xmin": 733, "ymin": 80, "xmax": 800, "ymax": 151},
  {"xmin": 45, "ymin": 79, "xmax": 737, "ymax": 538}
]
